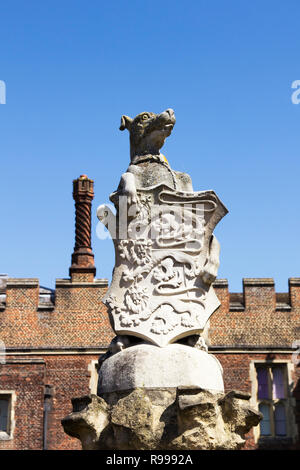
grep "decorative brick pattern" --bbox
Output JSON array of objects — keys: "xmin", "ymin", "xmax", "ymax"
[
  {"xmin": 0, "ymin": 281, "xmax": 114, "ymax": 349},
  {"xmin": 210, "ymin": 279, "xmax": 300, "ymax": 347}
]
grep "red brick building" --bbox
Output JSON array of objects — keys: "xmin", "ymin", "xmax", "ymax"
[{"xmin": 0, "ymin": 176, "xmax": 299, "ymax": 450}]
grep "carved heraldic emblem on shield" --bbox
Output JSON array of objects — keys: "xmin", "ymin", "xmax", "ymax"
[{"xmin": 100, "ymin": 185, "xmax": 227, "ymax": 347}]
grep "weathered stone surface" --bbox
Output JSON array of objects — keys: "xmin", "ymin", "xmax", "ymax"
[
  {"xmin": 98, "ymin": 344, "xmax": 224, "ymax": 393},
  {"xmin": 61, "ymin": 388, "xmax": 262, "ymax": 450},
  {"xmin": 174, "ymin": 389, "xmax": 261, "ymax": 450},
  {"xmin": 61, "ymin": 395, "xmax": 109, "ymax": 450}
]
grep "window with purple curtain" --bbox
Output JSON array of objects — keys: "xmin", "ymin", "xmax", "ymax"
[
  {"xmin": 256, "ymin": 364, "xmax": 289, "ymax": 439},
  {"xmin": 272, "ymin": 367, "xmax": 285, "ymax": 399},
  {"xmin": 257, "ymin": 367, "xmax": 269, "ymax": 399}
]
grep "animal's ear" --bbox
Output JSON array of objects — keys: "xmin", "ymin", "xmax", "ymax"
[{"xmin": 119, "ymin": 115, "xmax": 133, "ymax": 131}]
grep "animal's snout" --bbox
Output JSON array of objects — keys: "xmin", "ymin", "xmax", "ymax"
[
  {"xmin": 158, "ymin": 108, "xmax": 176, "ymax": 124},
  {"xmin": 165, "ymin": 108, "xmax": 175, "ymax": 118}
]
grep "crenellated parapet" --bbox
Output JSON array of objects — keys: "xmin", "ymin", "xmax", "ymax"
[
  {"xmin": 0, "ymin": 276, "xmax": 113, "ymax": 349},
  {"xmin": 212, "ymin": 278, "xmax": 300, "ymax": 312},
  {"xmin": 210, "ymin": 278, "xmax": 300, "ymax": 348},
  {"xmin": 0, "ymin": 276, "xmax": 299, "ymax": 350}
]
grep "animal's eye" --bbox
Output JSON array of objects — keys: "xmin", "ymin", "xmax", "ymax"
[{"xmin": 142, "ymin": 114, "xmax": 148, "ymax": 120}]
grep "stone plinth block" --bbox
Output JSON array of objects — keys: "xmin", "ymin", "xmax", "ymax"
[
  {"xmin": 98, "ymin": 344, "xmax": 224, "ymax": 394},
  {"xmin": 62, "ymin": 388, "xmax": 262, "ymax": 450}
]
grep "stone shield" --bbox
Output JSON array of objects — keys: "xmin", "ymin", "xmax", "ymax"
[{"xmin": 99, "ymin": 184, "xmax": 227, "ymax": 347}]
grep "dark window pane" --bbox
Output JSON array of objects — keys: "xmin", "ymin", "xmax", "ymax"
[
  {"xmin": 272, "ymin": 368, "xmax": 285, "ymax": 399},
  {"xmin": 259, "ymin": 403, "xmax": 271, "ymax": 435},
  {"xmin": 257, "ymin": 368, "xmax": 269, "ymax": 399},
  {"xmin": 0, "ymin": 399, "xmax": 9, "ymax": 432},
  {"xmin": 274, "ymin": 404, "xmax": 286, "ymax": 436}
]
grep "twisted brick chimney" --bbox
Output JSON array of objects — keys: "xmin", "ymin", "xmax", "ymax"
[{"xmin": 69, "ymin": 175, "xmax": 96, "ymax": 282}]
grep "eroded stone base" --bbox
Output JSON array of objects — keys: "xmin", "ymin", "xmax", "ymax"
[{"xmin": 62, "ymin": 387, "xmax": 262, "ymax": 450}]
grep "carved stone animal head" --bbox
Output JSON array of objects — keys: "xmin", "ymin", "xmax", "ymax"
[{"xmin": 119, "ymin": 109, "xmax": 176, "ymax": 161}]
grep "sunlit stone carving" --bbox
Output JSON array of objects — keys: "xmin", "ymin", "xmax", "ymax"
[{"xmin": 97, "ymin": 109, "xmax": 228, "ymax": 347}]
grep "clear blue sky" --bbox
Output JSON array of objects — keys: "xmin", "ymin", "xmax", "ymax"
[{"xmin": 1, "ymin": 0, "xmax": 300, "ymax": 292}]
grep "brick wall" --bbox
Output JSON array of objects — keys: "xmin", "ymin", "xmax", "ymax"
[
  {"xmin": 0, "ymin": 276, "xmax": 113, "ymax": 450},
  {"xmin": 0, "ymin": 354, "xmax": 101, "ymax": 450},
  {"xmin": 0, "ymin": 360, "xmax": 45, "ymax": 450},
  {"xmin": 44, "ymin": 355, "xmax": 99, "ymax": 450},
  {"xmin": 0, "ymin": 276, "xmax": 299, "ymax": 449}
]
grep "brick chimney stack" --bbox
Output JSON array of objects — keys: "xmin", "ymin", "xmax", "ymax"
[{"xmin": 69, "ymin": 175, "xmax": 96, "ymax": 282}]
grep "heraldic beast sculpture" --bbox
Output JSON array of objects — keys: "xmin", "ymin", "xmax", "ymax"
[{"xmin": 62, "ymin": 109, "xmax": 261, "ymax": 450}]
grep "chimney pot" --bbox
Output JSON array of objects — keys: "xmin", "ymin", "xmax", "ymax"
[{"xmin": 69, "ymin": 175, "xmax": 96, "ymax": 281}]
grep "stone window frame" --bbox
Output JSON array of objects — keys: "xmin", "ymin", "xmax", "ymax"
[
  {"xmin": 256, "ymin": 365, "xmax": 288, "ymax": 436},
  {"xmin": 250, "ymin": 360, "xmax": 297, "ymax": 443},
  {"xmin": 0, "ymin": 390, "xmax": 16, "ymax": 440},
  {"xmin": 88, "ymin": 360, "xmax": 99, "ymax": 395}
]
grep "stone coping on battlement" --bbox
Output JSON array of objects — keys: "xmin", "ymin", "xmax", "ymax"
[
  {"xmin": 213, "ymin": 279, "xmax": 229, "ymax": 287},
  {"xmin": 0, "ymin": 277, "xmax": 109, "ymax": 292},
  {"xmin": 213, "ymin": 278, "xmax": 300, "ymax": 288},
  {"xmin": 55, "ymin": 278, "xmax": 108, "ymax": 288},
  {"xmin": 6, "ymin": 278, "xmax": 39, "ymax": 287},
  {"xmin": 243, "ymin": 278, "xmax": 275, "ymax": 286}
]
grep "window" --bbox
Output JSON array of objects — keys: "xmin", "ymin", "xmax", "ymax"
[
  {"xmin": 256, "ymin": 365, "xmax": 288, "ymax": 438},
  {"xmin": 0, "ymin": 395, "xmax": 10, "ymax": 434},
  {"xmin": 0, "ymin": 392, "xmax": 15, "ymax": 440}
]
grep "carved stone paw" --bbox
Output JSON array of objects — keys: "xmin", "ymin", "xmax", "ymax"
[
  {"xmin": 201, "ymin": 235, "xmax": 220, "ymax": 285},
  {"xmin": 187, "ymin": 335, "xmax": 208, "ymax": 352},
  {"xmin": 200, "ymin": 261, "xmax": 219, "ymax": 285},
  {"xmin": 98, "ymin": 335, "xmax": 131, "ymax": 370},
  {"xmin": 109, "ymin": 335, "xmax": 130, "ymax": 354},
  {"xmin": 120, "ymin": 172, "xmax": 137, "ymax": 205}
]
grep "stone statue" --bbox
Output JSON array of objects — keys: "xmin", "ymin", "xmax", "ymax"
[
  {"xmin": 62, "ymin": 109, "xmax": 261, "ymax": 450},
  {"xmin": 119, "ymin": 109, "xmax": 192, "ymax": 195},
  {"xmin": 98, "ymin": 109, "xmax": 226, "ymax": 348}
]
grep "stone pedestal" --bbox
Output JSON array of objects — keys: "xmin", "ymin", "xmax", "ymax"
[
  {"xmin": 98, "ymin": 344, "xmax": 224, "ymax": 393},
  {"xmin": 62, "ymin": 387, "xmax": 261, "ymax": 450},
  {"xmin": 62, "ymin": 343, "xmax": 261, "ymax": 450}
]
